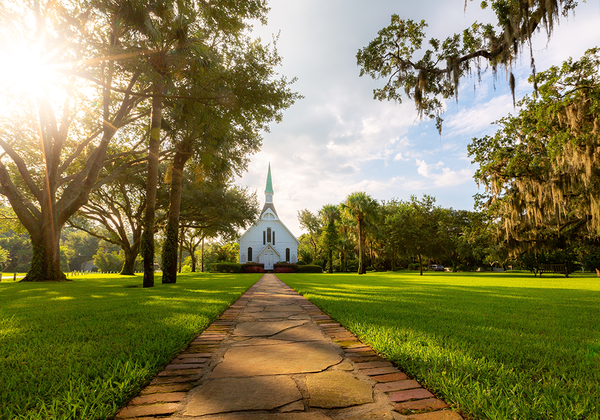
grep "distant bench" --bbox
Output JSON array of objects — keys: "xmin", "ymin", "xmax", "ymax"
[{"xmin": 539, "ymin": 263, "xmax": 569, "ymax": 277}]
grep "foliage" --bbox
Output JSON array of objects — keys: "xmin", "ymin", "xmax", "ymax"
[
  {"xmin": 297, "ymin": 264, "xmax": 323, "ymax": 273},
  {"xmin": 0, "ymin": 230, "xmax": 31, "ymax": 272},
  {"xmin": 210, "ymin": 262, "xmax": 243, "ymax": 273},
  {"xmin": 93, "ymin": 247, "xmax": 124, "ymax": 273},
  {"xmin": 342, "ymin": 192, "xmax": 378, "ymax": 274},
  {"xmin": 319, "ymin": 204, "xmax": 340, "ymax": 274},
  {"xmin": 273, "ymin": 267, "xmax": 295, "ymax": 273},
  {"xmin": 273, "ymin": 262, "xmax": 298, "ymax": 272},
  {"xmin": 0, "ymin": 246, "xmax": 10, "ymax": 271},
  {"xmin": 357, "ymin": 1, "xmax": 581, "ymax": 132},
  {"xmin": 242, "ymin": 263, "xmax": 265, "ymax": 273},
  {"xmin": 0, "ymin": 273, "xmax": 260, "ymax": 419},
  {"xmin": 469, "ymin": 49, "xmax": 600, "ymax": 255},
  {"xmin": 280, "ymin": 271, "xmax": 600, "ymax": 420},
  {"xmin": 297, "ymin": 209, "xmax": 322, "ymax": 258}
]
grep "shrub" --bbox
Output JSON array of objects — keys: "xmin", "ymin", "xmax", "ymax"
[
  {"xmin": 296, "ymin": 261, "xmax": 307, "ymax": 265},
  {"xmin": 242, "ymin": 263, "xmax": 265, "ymax": 273},
  {"xmin": 274, "ymin": 267, "xmax": 295, "ymax": 273},
  {"xmin": 408, "ymin": 263, "xmax": 420, "ymax": 271},
  {"xmin": 274, "ymin": 262, "xmax": 298, "ymax": 272},
  {"xmin": 211, "ymin": 263, "xmax": 243, "ymax": 273},
  {"xmin": 298, "ymin": 264, "xmax": 322, "ymax": 273},
  {"xmin": 313, "ymin": 259, "xmax": 325, "ymax": 269},
  {"xmin": 457, "ymin": 263, "xmax": 472, "ymax": 272}
]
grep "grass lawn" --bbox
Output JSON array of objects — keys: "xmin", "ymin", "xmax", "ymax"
[
  {"xmin": 0, "ymin": 272, "xmax": 261, "ymax": 420},
  {"xmin": 278, "ymin": 271, "xmax": 600, "ymax": 420}
]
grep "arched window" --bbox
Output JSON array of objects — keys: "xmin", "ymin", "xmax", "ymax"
[
  {"xmin": 267, "ymin": 227, "xmax": 272, "ymax": 243},
  {"xmin": 273, "ymin": 231, "xmax": 276, "ymax": 245},
  {"xmin": 286, "ymin": 248, "xmax": 290, "ymax": 262},
  {"xmin": 248, "ymin": 247, "xmax": 253, "ymax": 261},
  {"xmin": 263, "ymin": 231, "xmax": 266, "ymax": 245}
]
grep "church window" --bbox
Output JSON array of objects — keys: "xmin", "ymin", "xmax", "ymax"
[
  {"xmin": 286, "ymin": 248, "xmax": 290, "ymax": 262},
  {"xmin": 248, "ymin": 247, "xmax": 253, "ymax": 261},
  {"xmin": 267, "ymin": 227, "xmax": 272, "ymax": 243},
  {"xmin": 263, "ymin": 231, "xmax": 266, "ymax": 245},
  {"xmin": 273, "ymin": 231, "xmax": 275, "ymax": 245}
]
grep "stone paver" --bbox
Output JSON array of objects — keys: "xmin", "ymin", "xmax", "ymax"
[
  {"xmin": 306, "ymin": 370, "xmax": 373, "ymax": 408},
  {"xmin": 115, "ymin": 274, "xmax": 462, "ymax": 420},
  {"xmin": 183, "ymin": 376, "xmax": 302, "ymax": 416},
  {"xmin": 210, "ymin": 341, "xmax": 342, "ymax": 377}
]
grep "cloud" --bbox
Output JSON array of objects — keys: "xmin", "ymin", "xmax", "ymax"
[
  {"xmin": 415, "ymin": 159, "xmax": 474, "ymax": 188},
  {"xmin": 444, "ymin": 94, "xmax": 514, "ymax": 137}
]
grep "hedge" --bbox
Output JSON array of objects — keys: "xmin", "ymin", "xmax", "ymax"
[
  {"xmin": 273, "ymin": 262, "xmax": 298, "ymax": 273},
  {"xmin": 274, "ymin": 267, "xmax": 295, "ymax": 273},
  {"xmin": 211, "ymin": 263, "xmax": 243, "ymax": 273},
  {"xmin": 297, "ymin": 264, "xmax": 322, "ymax": 273},
  {"xmin": 243, "ymin": 263, "xmax": 265, "ymax": 273}
]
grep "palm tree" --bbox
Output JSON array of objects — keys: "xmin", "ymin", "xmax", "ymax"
[
  {"xmin": 342, "ymin": 192, "xmax": 378, "ymax": 274},
  {"xmin": 319, "ymin": 204, "xmax": 340, "ymax": 273}
]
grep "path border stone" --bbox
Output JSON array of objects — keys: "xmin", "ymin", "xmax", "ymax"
[{"xmin": 114, "ymin": 275, "xmax": 463, "ymax": 419}]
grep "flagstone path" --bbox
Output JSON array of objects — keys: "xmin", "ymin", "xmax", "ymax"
[{"xmin": 115, "ymin": 274, "xmax": 462, "ymax": 420}]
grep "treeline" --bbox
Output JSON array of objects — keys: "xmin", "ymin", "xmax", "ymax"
[{"xmin": 298, "ymin": 192, "xmax": 600, "ymax": 275}]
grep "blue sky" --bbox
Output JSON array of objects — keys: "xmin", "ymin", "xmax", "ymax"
[{"xmin": 235, "ymin": 0, "xmax": 600, "ymax": 237}]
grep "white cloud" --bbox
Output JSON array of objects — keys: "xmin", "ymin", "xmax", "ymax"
[{"xmin": 414, "ymin": 159, "xmax": 474, "ymax": 188}]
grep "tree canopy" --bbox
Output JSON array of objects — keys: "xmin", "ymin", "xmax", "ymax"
[
  {"xmin": 357, "ymin": 0, "xmax": 582, "ymax": 132},
  {"xmin": 469, "ymin": 48, "xmax": 600, "ymax": 253}
]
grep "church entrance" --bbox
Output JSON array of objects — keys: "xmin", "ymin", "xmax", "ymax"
[{"xmin": 264, "ymin": 250, "xmax": 275, "ymax": 270}]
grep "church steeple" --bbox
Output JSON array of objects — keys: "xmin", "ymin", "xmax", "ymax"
[
  {"xmin": 265, "ymin": 163, "xmax": 274, "ymax": 203},
  {"xmin": 262, "ymin": 163, "xmax": 278, "ymax": 216}
]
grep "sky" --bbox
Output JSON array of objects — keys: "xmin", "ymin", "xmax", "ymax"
[{"xmin": 234, "ymin": 0, "xmax": 600, "ymax": 237}]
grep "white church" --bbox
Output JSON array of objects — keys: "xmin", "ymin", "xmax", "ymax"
[{"xmin": 238, "ymin": 164, "xmax": 299, "ymax": 270}]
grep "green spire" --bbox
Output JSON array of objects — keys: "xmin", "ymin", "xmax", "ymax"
[{"xmin": 265, "ymin": 163, "xmax": 274, "ymax": 194}]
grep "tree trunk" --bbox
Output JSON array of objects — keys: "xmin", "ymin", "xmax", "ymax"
[
  {"xmin": 328, "ymin": 249, "xmax": 333, "ymax": 273},
  {"xmin": 162, "ymin": 147, "xmax": 192, "ymax": 284},
  {"xmin": 142, "ymin": 83, "xmax": 164, "ymax": 288},
  {"xmin": 201, "ymin": 237, "xmax": 205, "ymax": 272},
  {"xmin": 418, "ymin": 254, "xmax": 423, "ymax": 276},
  {"xmin": 357, "ymin": 219, "xmax": 364, "ymax": 275},
  {"xmin": 120, "ymin": 245, "xmax": 138, "ymax": 275},
  {"xmin": 24, "ymin": 227, "xmax": 67, "ymax": 282},
  {"xmin": 178, "ymin": 227, "xmax": 184, "ymax": 273}
]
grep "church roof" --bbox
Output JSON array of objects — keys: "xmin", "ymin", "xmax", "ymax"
[
  {"xmin": 262, "ymin": 202, "xmax": 278, "ymax": 217},
  {"xmin": 265, "ymin": 163, "xmax": 274, "ymax": 194}
]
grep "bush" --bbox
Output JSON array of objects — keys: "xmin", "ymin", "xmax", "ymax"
[
  {"xmin": 274, "ymin": 262, "xmax": 298, "ymax": 272},
  {"xmin": 274, "ymin": 267, "xmax": 295, "ymax": 273},
  {"xmin": 211, "ymin": 263, "xmax": 243, "ymax": 273},
  {"xmin": 298, "ymin": 264, "xmax": 322, "ymax": 273},
  {"xmin": 408, "ymin": 263, "xmax": 420, "ymax": 271},
  {"xmin": 242, "ymin": 263, "xmax": 265, "ymax": 273},
  {"xmin": 296, "ymin": 261, "xmax": 307, "ymax": 265},
  {"xmin": 457, "ymin": 263, "xmax": 472, "ymax": 272}
]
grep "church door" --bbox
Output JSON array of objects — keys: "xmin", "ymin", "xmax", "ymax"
[{"xmin": 264, "ymin": 250, "xmax": 275, "ymax": 270}]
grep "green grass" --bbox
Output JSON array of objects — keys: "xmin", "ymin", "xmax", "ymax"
[
  {"xmin": 0, "ymin": 272, "xmax": 261, "ymax": 420},
  {"xmin": 277, "ymin": 271, "xmax": 600, "ymax": 420}
]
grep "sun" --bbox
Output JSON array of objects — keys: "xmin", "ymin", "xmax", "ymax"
[{"xmin": 0, "ymin": 43, "xmax": 60, "ymax": 101}]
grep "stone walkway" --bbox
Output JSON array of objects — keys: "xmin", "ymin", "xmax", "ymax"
[{"xmin": 115, "ymin": 274, "xmax": 462, "ymax": 420}]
